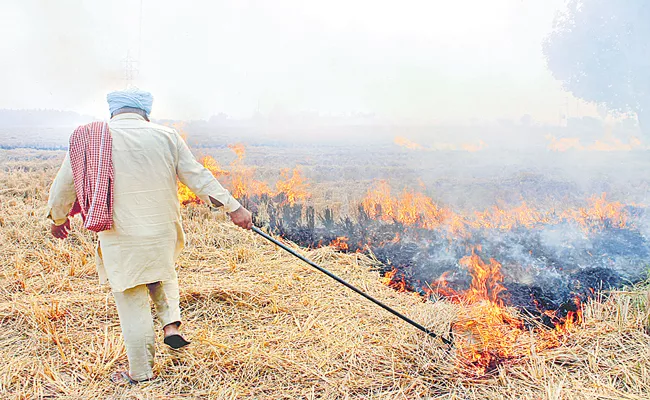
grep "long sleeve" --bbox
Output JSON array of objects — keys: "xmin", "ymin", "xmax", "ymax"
[
  {"xmin": 47, "ymin": 153, "xmax": 77, "ymax": 225},
  {"xmin": 174, "ymin": 132, "xmax": 241, "ymax": 213}
]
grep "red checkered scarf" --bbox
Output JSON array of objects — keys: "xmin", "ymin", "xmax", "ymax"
[{"xmin": 68, "ymin": 121, "xmax": 114, "ymax": 232}]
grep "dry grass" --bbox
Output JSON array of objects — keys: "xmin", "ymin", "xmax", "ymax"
[{"xmin": 1, "ymin": 150, "xmax": 650, "ymax": 399}]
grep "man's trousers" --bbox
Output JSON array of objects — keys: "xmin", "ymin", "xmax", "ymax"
[{"xmin": 112, "ymin": 279, "xmax": 181, "ymax": 381}]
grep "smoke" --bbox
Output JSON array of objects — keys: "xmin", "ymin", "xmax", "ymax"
[
  {"xmin": 0, "ymin": 1, "xmax": 126, "ymax": 114},
  {"xmin": 1, "ymin": 0, "xmax": 588, "ymax": 122},
  {"xmin": 234, "ymin": 153, "xmax": 650, "ymax": 327}
]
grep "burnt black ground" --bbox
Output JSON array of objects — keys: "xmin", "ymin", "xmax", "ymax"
[{"xmin": 245, "ymin": 195, "xmax": 649, "ymax": 325}]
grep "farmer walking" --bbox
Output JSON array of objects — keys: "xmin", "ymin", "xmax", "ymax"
[{"xmin": 46, "ymin": 88, "xmax": 252, "ymax": 384}]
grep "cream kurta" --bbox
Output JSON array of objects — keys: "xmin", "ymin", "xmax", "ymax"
[{"xmin": 47, "ymin": 113, "xmax": 240, "ymax": 292}]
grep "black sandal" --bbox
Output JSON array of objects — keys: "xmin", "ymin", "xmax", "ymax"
[{"xmin": 164, "ymin": 334, "xmax": 191, "ymax": 349}]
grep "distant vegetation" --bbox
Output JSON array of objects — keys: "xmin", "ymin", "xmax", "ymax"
[{"xmin": 544, "ymin": 0, "xmax": 650, "ymax": 135}]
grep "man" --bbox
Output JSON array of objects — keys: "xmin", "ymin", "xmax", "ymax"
[{"xmin": 47, "ymin": 88, "xmax": 252, "ymax": 384}]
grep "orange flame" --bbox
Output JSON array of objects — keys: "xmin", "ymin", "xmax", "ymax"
[
  {"xmin": 177, "ymin": 155, "xmax": 228, "ymax": 204},
  {"xmin": 394, "ymin": 136, "xmax": 424, "ymax": 150},
  {"xmin": 361, "ymin": 181, "xmax": 448, "ymax": 229},
  {"xmin": 330, "ymin": 236, "xmax": 349, "ymax": 251},
  {"xmin": 554, "ymin": 298, "xmax": 583, "ymax": 335},
  {"xmin": 382, "ymin": 246, "xmax": 587, "ymax": 375},
  {"xmin": 361, "ymin": 181, "xmax": 628, "ymax": 236},
  {"xmin": 546, "ymin": 134, "xmax": 643, "ymax": 152},
  {"xmin": 275, "ymin": 168, "xmax": 311, "ymax": 205},
  {"xmin": 460, "ymin": 249, "xmax": 507, "ymax": 305},
  {"xmin": 563, "ymin": 193, "xmax": 627, "ymax": 231},
  {"xmin": 469, "ymin": 202, "xmax": 549, "ymax": 231},
  {"xmin": 201, "ymin": 155, "xmax": 228, "ymax": 177},
  {"xmin": 545, "ymin": 135, "xmax": 583, "ymax": 152},
  {"xmin": 177, "ymin": 143, "xmax": 315, "ymax": 203},
  {"xmin": 394, "ymin": 137, "xmax": 488, "ymax": 151},
  {"xmin": 228, "ymin": 143, "xmax": 246, "ymax": 162},
  {"xmin": 427, "ymin": 249, "xmax": 525, "ymax": 374},
  {"xmin": 177, "ymin": 182, "xmax": 198, "ymax": 205},
  {"xmin": 379, "ymin": 267, "xmax": 409, "ymax": 292},
  {"xmin": 230, "ymin": 167, "xmax": 273, "ymax": 199},
  {"xmin": 461, "ymin": 140, "xmax": 487, "ymax": 152}
]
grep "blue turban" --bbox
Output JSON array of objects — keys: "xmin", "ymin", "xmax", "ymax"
[{"xmin": 107, "ymin": 88, "xmax": 154, "ymax": 116}]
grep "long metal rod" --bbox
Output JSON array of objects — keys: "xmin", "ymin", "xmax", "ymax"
[{"xmin": 252, "ymin": 226, "xmax": 453, "ymax": 346}]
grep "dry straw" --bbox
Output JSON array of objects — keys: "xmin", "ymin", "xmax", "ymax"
[{"xmin": 1, "ymin": 150, "xmax": 649, "ymax": 399}]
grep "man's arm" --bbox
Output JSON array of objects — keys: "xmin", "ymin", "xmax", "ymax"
[
  {"xmin": 47, "ymin": 153, "xmax": 77, "ymax": 238},
  {"xmin": 174, "ymin": 132, "xmax": 252, "ymax": 229}
]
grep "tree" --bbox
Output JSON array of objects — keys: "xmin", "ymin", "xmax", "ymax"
[{"xmin": 544, "ymin": 0, "xmax": 650, "ymax": 135}]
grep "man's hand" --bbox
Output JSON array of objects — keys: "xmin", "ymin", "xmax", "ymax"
[
  {"xmin": 51, "ymin": 218, "xmax": 71, "ymax": 239},
  {"xmin": 228, "ymin": 206, "xmax": 253, "ymax": 230}
]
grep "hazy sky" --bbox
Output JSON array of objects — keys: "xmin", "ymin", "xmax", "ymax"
[{"xmin": 0, "ymin": 0, "xmax": 593, "ymax": 122}]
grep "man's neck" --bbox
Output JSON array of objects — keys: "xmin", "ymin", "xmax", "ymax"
[{"xmin": 111, "ymin": 107, "xmax": 149, "ymax": 121}]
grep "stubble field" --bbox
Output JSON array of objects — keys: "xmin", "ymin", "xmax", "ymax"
[{"xmin": 1, "ymin": 148, "xmax": 650, "ymax": 399}]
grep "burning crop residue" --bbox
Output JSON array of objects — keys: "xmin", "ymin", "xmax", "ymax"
[
  {"xmin": 394, "ymin": 136, "xmax": 488, "ymax": 152},
  {"xmin": 545, "ymin": 134, "xmax": 643, "ymax": 152},
  {"xmin": 178, "ymin": 144, "xmax": 648, "ymax": 376},
  {"xmin": 228, "ymin": 143, "xmax": 246, "ymax": 162},
  {"xmin": 178, "ymin": 155, "xmax": 230, "ymax": 205},
  {"xmin": 258, "ymin": 184, "xmax": 645, "ymax": 374},
  {"xmin": 176, "ymin": 144, "xmax": 309, "ymax": 206},
  {"xmin": 275, "ymin": 168, "xmax": 310, "ymax": 206},
  {"xmin": 424, "ymin": 248, "xmax": 587, "ymax": 375},
  {"xmin": 380, "ymin": 244, "xmax": 589, "ymax": 375},
  {"xmin": 394, "ymin": 136, "xmax": 424, "ymax": 150}
]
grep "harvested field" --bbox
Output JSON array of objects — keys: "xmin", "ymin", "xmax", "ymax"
[{"xmin": 1, "ymin": 151, "xmax": 650, "ymax": 399}]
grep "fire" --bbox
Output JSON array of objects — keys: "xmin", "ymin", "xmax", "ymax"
[
  {"xmin": 469, "ymin": 202, "xmax": 549, "ymax": 231},
  {"xmin": 275, "ymin": 168, "xmax": 311, "ymax": 206},
  {"xmin": 459, "ymin": 250, "xmax": 506, "ymax": 305},
  {"xmin": 397, "ymin": 190, "xmax": 448, "ymax": 229},
  {"xmin": 361, "ymin": 181, "xmax": 628, "ymax": 236},
  {"xmin": 201, "ymin": 155, "xmax": 228, "ymax": 177},
  {"xmin": 379, "ymin": 267, "xmax": 409, "ymax": 292},
  {"xmin": 176, "ymin": 142, "xmax": 313, "ymax": 204},
  {"xmin": 394, "ymin": 137, "xmax": 489, "ymax": 152},
  {"xmin": 228, "ymin": 143, "xmax": 246, "ymax": 162},
  {"xmin": 177, "ymin": 156, "xmax": 229, "ymax": 204},
  {"xmin": 361, "ymin": 184, "xmax": 618, "ymax": 373},
  {"xmin": 545, "ymin": 134, "xmax": 643, "ymax": 152},
  {"xmin": 427, "ymin": 248, "xmax": 526, "ymax": 374},
  {"xmin": 423, "ymin": 248, "xmax": 509, "ymax": 307},
  {"xmin": 545, "ymin": 135, "xmax": 583, "ymax": 152},
  {"xmin": 361, "ymin": 181, "xmax": 448, "ymax": 229},
  {"xmin": 385, "ymin": 246, "xmax": 587, "ymax": 375},
  {"xmin": 224, "ymin": 143, "xmax": 274, "ymax": 199},
  {"xmin": 177, "ymin": 182, "xmax": 198, "ymax": 205},
  {"xmin": 330, "ymin": 236, "xmax": 349, "ymax": 251},
  {"xmin": 453, "ymin": 302, "xmax": 526, "ymax": 374},
  {"xmin": 554, "ymin": 298, "xmax": 583, "ymax": 335},
  {"xmin": 461, "ymin": 140, "xmax": 487, "ymax": 152},
  {"xmin": 563, "ymin": 193, "xmax": 627, "ymax": 230},
  {"xmin": 537, "ymin": 296, "xmax": 584, "ymax": 338},
  {"xmin": 425, "ymin": 271, "xmax": 457, "ymax": 299},
  {"xmin": 230, "ymin": 167, "xmax": 273, "ymax": 199},
  {"xmin": 361, "ymin": 180, "xmax": 395, "ymax": 220},
  {"xmin": 394, "ymin": 136, "xmax": 424, "ymax": 150}
]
